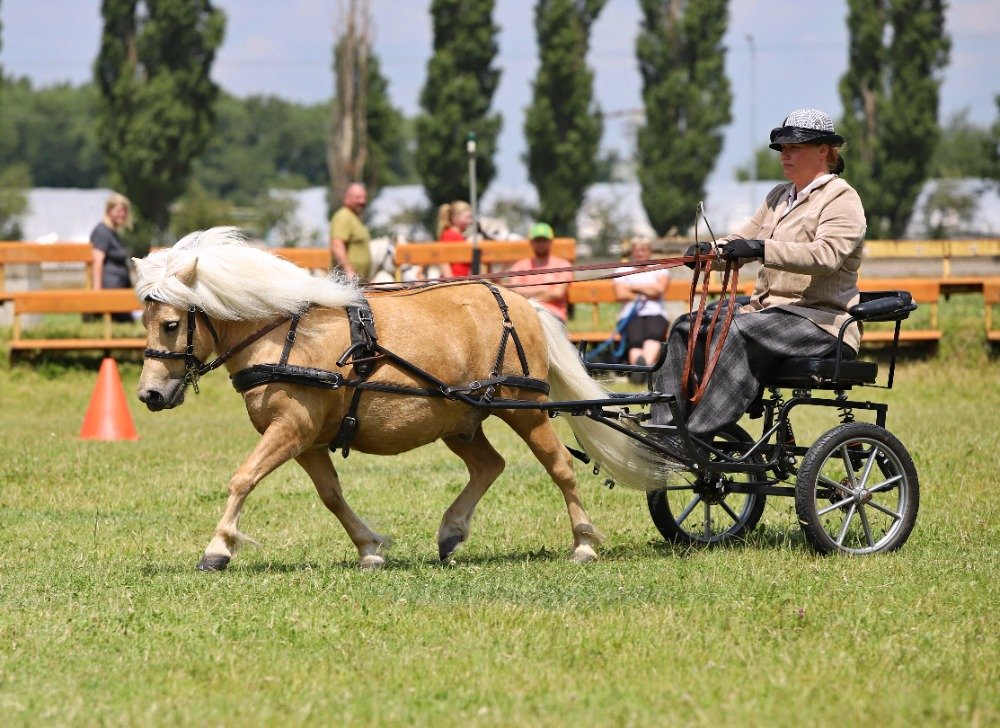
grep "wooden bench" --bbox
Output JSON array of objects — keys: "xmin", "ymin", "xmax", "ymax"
[
  {"xmin": 564, "ymin": 277, "xmax": 755, "ymax": 346},
  {"xmin": 8, "ymin": 290, "xmax": 145, "ymax": 358},
  {"xmin": 0, "ymin": 242, "xmax": 94, "ymax": 301},
  {"xmin": 271, "ymin": 247, "xmax": 332, "ymax": 269},
  {"xmin": 857, "ymin": 278, "xmax": 941, "ymax": 345},
  {"xmin": 984, "ymin": 279, "xmax": 1000, "ymax": 343},
  {"xmin": 392, "ymin": 239, "xmax": 577, "ymax": 274}
]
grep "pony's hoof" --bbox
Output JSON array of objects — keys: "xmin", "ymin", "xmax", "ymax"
[
  {"xmin": 438, "ymin": 534, "xmax": 464, "ymax": 562},
  {"xmin": 197, "ymin": 554, "xmax": 230, "ymax": 571},
  {"xmin": 359, "ymin": 554, "xmax": 385, "ymax": 570},
  {"xmin": 569, "ymin": 545, "xmax": 598, "ymax": 563}
]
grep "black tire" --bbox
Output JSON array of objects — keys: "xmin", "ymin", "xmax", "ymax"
[
  {"xmin": 646, "ymin": 424, "xmax": 767, "ymax": 545},
  {"xmin": 795, "ymin": 422, "xmax": 919, "ymax": 555}
]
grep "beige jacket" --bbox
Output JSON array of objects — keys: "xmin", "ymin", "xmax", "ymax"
[{"xmin": 724, "ymin": 176, "xmax": 867, "ymax": 351}]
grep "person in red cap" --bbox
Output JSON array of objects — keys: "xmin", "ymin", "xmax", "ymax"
[
  {"xmin": 656, "ymin": 108, "xmax": 866, "ymax": 439},
  {"xmin": 507, "ymin": 222, "xmax": 573, "ymax": 321}
]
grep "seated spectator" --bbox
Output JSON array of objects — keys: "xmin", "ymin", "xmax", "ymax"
[
  {"xmin": 507, "ymin": 222, "xmax": 573, "ymax": 321},
  {"xmin": 437, "ymin": 200, "xmax": 473, "ymax": 278},
  {"xmin": 613, "ymin": 237, "xmax": 670, "ymax": 376}
]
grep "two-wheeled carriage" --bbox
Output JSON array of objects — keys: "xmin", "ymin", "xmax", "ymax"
[{"xmin": 565, "ymin": 288, "xmax": 921, "ymax": 555}]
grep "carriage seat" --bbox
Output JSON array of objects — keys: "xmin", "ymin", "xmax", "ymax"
[
  {"xmin": 762, "ymin": 355, "xmax": 877, "ymax": 389},
  {"xmin": 760, "ymin": 290, "xmax": 916, "ymax": 390}
]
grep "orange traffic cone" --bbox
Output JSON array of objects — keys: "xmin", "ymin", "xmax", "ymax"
[{"xmin": 79, "ymin": 357, "xmax": 139, "ymax": 441}]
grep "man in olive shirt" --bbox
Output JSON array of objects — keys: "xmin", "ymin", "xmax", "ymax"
[{"xmin": 329, "ymin": 182, "xmax": 371, "ymax": 281}]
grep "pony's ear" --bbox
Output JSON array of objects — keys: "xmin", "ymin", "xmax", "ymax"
[{"xmin": 175, "ymin": 256, "xmax": 199, "ymax": 287}]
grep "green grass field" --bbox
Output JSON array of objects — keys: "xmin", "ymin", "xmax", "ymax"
[{"xmin": 1, "ymin": 295, "xmax": 997, "ymax": 726}]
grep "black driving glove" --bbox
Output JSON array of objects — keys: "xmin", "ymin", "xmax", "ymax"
[{"xmin": 720, "ymin": 238, "xmax": 765, "ymax": 261}]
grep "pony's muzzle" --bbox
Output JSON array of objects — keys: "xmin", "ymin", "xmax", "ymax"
[{"xmin": 138, "ymin": 382, "xmax": 186, "ymax": 411}]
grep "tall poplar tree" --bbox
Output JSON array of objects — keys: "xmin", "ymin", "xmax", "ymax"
[
  {"xmin": 329, "ymin": 1, "xmax": 405, "ymax": 205},
  {"xmin": 95, "ymin": 0, "xmax": 225, "ymax": 238},
  {"xmin": 839, "ymin": 0, "xmax": 949, "ymax": 238},
  {"xmin": 524, "ymin": 0, "xmax": 606, "ymax": 235},
  {"xmin": 635, "ymin": 0, "xmax": 731, "ymax": 236},
  {"xmin": 415, "ymin": 0, "xmax": 502, "ymax": 209}
]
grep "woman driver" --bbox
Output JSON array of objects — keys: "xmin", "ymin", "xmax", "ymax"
[{"xmin": 653, "ymin": 108, "xmax": 867, "ymax": 438}]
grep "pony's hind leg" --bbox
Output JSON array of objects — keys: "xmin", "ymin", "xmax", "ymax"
[
  {"xmin": 199, "ymin": 423, "xmax": 303, "ymax": 571},
  {"xmin": 498, "ymin": 409, "xmax": 602, "ymax": 562},
  {"xmin": 296, "ymin": 447, "xmax": 391, "ymax": 570},
  {"xmin": 438, "ymin": 425, "xmax": 506, "ymax": 561}
]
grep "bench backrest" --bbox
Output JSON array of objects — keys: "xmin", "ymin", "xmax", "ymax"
[
  {"xmin": 393, "ymin": 239, "xmax": 577, "ymax": 267},
  {"xmin": 9, "ymin": 289, "xmax": 143, "ymax": 346},
  {"xmin": 11, "ymin": 289, "xmax": 141, "ymax": 315},
  {"xmin": 0, "ymin": 242, "xmax": 94, "ymax": 294},
  {"xmin": 271, "ymin": 247, "xmax": 332, "ymax": 269}
]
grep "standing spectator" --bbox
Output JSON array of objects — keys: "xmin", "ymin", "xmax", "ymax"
[
  {"xmin": 613, "ymin": 236, "xmax": 671, "ymax": 376},
  {"xmin": 329, "ymin": 182, "xmax": 371, "ymax": 282},
  {"xmin": 437, "ymin": 200, "xmax": 473, "ymax": 278},
  {"xmin": 91, "ymin": 192, "xmax": 133, "ymax": 291},
  {"xmin": 507, "ymin": 222, "xmax": 573, "ymax": 321}
]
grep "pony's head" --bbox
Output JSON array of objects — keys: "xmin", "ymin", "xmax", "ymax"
[{"xmin": 134, "ymin": 226, "xmax": 360, "ymax": 411}]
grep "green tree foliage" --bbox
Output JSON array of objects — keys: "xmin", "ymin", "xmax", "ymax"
[
  {"xmin": 0, "ymin": 164, "xmax": 31, "ymax": 239},
  {"xmin": 839, "ymin": 0, "xmax": 950, "ymax": 239},
  {"xmin": 524, "ymin": 0, "xmax": 606, "ymax": 235},
  {"xmin": 95, "ymin": 0, "xmax": 225, "ymax": 237},
  {"xmin": 362, "ymin": 51, "xmax": 408, "ymax": 195},
  {"xmin": 415, "ymin": 0, "xmax": 502, "ymax": 209},
  {"xmin": 0, "ymin": 78, "xmax": 106, "ymax": 187},
  {"xmin": 635, "ymin": 0, "xmax": 731, "ymax": 236},
  {"xmin": 734, "ymin": 146, "xmax": 785, "ymax": 182},
  {"xmin": 929, "ymin": 108, "xmax": 998, "ymax": 179},
  {"xmin": 992, "ymin": 96, "xmax": 1000, "ymax": 186},
  {"xmin": 192, "ymin": 93, "xmax": 328, "ymax": 205}
]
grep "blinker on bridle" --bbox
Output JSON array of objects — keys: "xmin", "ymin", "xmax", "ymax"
[{"xmin": 143, "ymin": 304, "xmax": 290, "ymax": 394}]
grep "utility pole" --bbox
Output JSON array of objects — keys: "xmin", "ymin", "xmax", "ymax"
[
  {"xmin": 467, "ymin": 132, "xmax": 481, "ymax": 275},
  {"xmin": 746, "ymin": 34, "xmax": 757, "ymax": 209}
]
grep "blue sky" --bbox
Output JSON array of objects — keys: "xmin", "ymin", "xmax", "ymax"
[{"xmin": 2, "ymin": 0, "xmax": 997, "ymax": 187}]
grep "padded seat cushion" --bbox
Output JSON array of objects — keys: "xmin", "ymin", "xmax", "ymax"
[{"xmin": 763, "ymin": 356, "xmax": 878, "ymax": 388}]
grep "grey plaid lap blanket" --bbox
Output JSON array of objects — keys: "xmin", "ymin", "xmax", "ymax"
[{"xmin": 651, "ymin": 307, "xmax": 841, "ymax": 436}]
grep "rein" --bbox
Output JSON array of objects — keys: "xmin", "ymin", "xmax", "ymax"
[{"xmin": 143, "ymin": 248, "xmax": 745, "ymax": 412}]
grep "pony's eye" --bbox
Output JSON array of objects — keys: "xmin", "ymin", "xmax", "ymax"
[{"xmin": 164, "ymin": 321, "xmax": 180, "ymax": 333}]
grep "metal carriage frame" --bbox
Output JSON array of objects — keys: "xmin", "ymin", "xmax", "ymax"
[{"xmin": 541, "ymin": 287, "xmax": 922, "ymax": 555}]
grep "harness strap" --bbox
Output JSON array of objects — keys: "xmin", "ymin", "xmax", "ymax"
[
  {"xmin": 231, "ymin": 363, "xmax": 344, "ymax": 392},
  {"xmin": 331, "ymin": 388, "xmax": 364, "ymax": 457},
  {"xmin": 343, "ymin": 298, "xmax": 378, "ymax": 379},
  {"xmin": 482, "ymin": 282, "xmax": 531, "ymax": 378},
  {"xmin": 279, "ymin": 313, "xmax": 301, "ymax": 366}
]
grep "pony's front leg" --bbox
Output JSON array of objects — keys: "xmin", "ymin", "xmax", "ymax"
[
  {"xmin": 198, "ymin": 424, "xmax": 302, "ymax": 571},
  {"xmin": 295, "ymin": 448, "xmax": 391, "ymax": 570}
]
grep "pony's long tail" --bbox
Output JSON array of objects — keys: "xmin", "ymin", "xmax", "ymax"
[{"xmin": 535, "ymin": 305, "xmax": 679, "ymax": 490}]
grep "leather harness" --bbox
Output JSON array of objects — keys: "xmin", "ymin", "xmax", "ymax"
[{"xmin": 225, "ymin": 281, "xmax": 549, "ymax": 457}]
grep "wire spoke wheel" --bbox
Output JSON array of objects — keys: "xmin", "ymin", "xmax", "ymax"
[
  {"xmin": 646, "ymin": 424, "xmax": 766, "ymax": 545},
  {"xmin": 795, "ymin": 422, "xmax": 919, "ymax": 555}
]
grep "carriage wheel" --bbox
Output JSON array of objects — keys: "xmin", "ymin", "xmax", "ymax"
[
  {"xmin": 795, "ymin": 422, "xmax": 919, "ymax": 555},
  {"xmin": 646, "ymin": 424, "xmax": 767, "ymax": 545}
]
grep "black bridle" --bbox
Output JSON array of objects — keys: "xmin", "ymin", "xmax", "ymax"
[{"xmin": 143, "ymin": 304, "xmax": 289, "ymax": 394}]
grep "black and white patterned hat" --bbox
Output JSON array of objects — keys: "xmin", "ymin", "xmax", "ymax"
[{"xmin": 768, "ymin": 108, "xmax": 845, "ymax": 150}]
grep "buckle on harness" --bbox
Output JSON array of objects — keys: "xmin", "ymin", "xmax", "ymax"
[{"xmin": 331, "ymin": 415, "xmax": 359, "ymax": 457}]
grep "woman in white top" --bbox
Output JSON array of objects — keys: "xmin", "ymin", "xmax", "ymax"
[{"xmin": 613, "ymin": 237, "xmax": 670, "ymax": 372}]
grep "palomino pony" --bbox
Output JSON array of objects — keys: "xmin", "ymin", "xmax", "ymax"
[{"xmin": 134, "ymin": 227, "xmax": 670, "ymax": 570}]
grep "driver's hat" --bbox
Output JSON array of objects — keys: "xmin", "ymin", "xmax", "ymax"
[{"xmin": 769, "ymin": 108, "xmax": 845, "ymax": 150}]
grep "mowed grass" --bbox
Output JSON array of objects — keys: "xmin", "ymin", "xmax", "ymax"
[{"xmin": 0, "ymin": 295, "xmax": 998, "ymax": 726}]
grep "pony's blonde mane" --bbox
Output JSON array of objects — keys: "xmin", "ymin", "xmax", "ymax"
[{"xmin": 133, "ymin": 227, "xmax": 360, "ymax": 320}]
